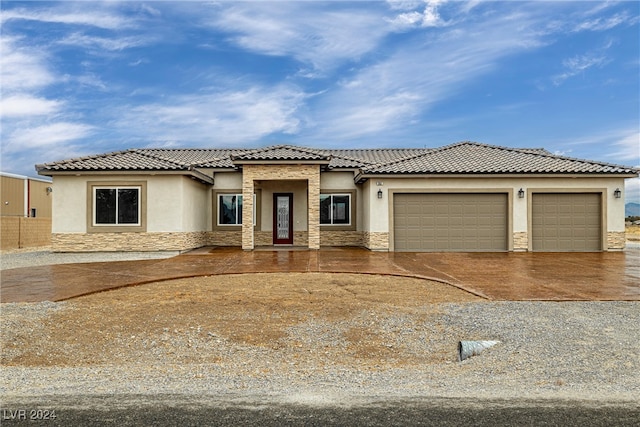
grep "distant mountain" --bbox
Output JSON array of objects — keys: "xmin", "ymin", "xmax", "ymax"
[{"xmin": 626, "ymin": 203, "xmax": 640, "ymax": 218}]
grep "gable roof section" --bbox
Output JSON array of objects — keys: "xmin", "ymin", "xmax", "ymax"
[
  {"xmin": 36, "ymin": 142, "xmax": 639, "ymax": 179},
  {"xmin": 230, "ymin": 145, "xmax": 331, "ymax": 163},
  {"xmin": 359, "ymin": 142, "xmax": 639, "ymax": 175}
]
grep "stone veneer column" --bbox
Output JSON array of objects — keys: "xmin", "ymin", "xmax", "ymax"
[
  {"xmin": 513, "ymin": 231, "xmax": 528, "ymax": 252},
  {"xmin": 242, "ymin": 170, "xmax": 255, "ymax": 250},
  {"xmin": 607, "ymin": 231, "xmax": 625, "ymax": 251},
  {"xmin": 307, "ymin": 170, "xmax": 320, "ymax": 250},
  {"xmin": 240, "ymin": 164, "xmax": 320, "ymax": 250}
]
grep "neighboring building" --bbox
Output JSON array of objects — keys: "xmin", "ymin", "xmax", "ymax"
[
  {"xmin": 36, "ymin": 142, "xmax": 639, "ymax": 253},
  {"xmin": 1, "ymin": 172, "xmax": 53, "ymax": 250}
]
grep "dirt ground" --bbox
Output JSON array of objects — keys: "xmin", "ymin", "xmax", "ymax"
[
  {"xmin": 626, "ymin": 225, "xmax": 640, "ymax": 240},
  {"xmin": 2, "ymin": 273, "xmax": 481, "ymax": 369}
]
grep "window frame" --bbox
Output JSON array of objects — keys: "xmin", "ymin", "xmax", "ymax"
[
  {"xmin": 214, "ymin": 191, "xmax": 259, "ymax": 228},
  {"xmin": 87, "ymin": 181, "xmax": 147, "ymax": 233},
  {"xmin": 319, "ymin": 191, "xmax": 356, "ymax": 230}
]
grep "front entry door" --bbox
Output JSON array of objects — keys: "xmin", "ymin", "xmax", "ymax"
[{"xmin": 273, "ymin": 193, "xmax": 293, "ymax": 244}]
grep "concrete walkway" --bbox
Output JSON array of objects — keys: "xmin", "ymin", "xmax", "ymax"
[{"xmin": 1, "ymin": 247, "xmax": 639, "ymax": 303}]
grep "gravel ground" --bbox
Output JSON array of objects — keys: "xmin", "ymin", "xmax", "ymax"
[
  {"xmin": 1, "ymin": 248, "xmax": 639, "ymax": 405},
  {"xmin": 2, "ymin": 297, "xmax": 638, "ymax": 402}
]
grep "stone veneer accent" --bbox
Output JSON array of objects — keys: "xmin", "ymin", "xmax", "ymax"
[
  {"xmin": 52, "ymin": 232, "xmax": 209, "ymax": 252},
  {"xmin": 242, "ymin": 164, "xmax": 321, "ymax": 250},
  {"xmin": 320, "ymin": 231, "xmax": 364, "ymax": 247},
  {"xmin": 607, "ymin": 231, "xmax": 625, "ymax": 251},
  {"xmin": 513, "ymin": 231, "xmax": 528, "ymax": 252},
  {"xmin": 210, "ymin": 230, "xmax": 242, "ymax": 247},
  {"xmin": 363, "ymin": 231, "xmax": 389, "ymax": 251},
  {"xmin": 254, "ymin": 231, "xmax": 310, "ymax": 246}
]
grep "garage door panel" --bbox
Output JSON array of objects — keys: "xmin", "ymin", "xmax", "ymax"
[
  {"xmin": 394, "ymin": 193, "xmax": 507, "ymax": 252},
  {"xmin": 532, "ymin": 193, "xmax": 601, "ymax": 252}
]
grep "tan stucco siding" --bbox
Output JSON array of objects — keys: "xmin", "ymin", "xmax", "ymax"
[
  {"xmin": 320, "ymin": 171, "xmax": 362, "ymax": 232},
  {"xmin": 370, "ymin": 176, "xmax": 626, "ymax": 230},
  {"xmin": 52, "ymin": 175, "xmax": 86, "ymax": 233},
  {"xmin": 52, "ymin": 174, "xmax": 213, "ymax": 234},
  {"xmin": 258, "ymin": 180, "xmax": 309, "ymax": 232},
  {"xmin": 180, "ymin": 177, "xmax": 211, "ymax": 232},
  {"xmin": 212, "ymin": 172, "xmax": 243, "ymax": 189}
]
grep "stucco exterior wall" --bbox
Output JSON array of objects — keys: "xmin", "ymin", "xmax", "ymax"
[
  {"xmin": 52, "ymin": 174, "xmax": 212, "ymax": 233},
  {"xmin": 48, "ymin": 171, "xmax": 629, "ymax": 252},
  {"xmin": 258, "ymin": 180, "xmax": 309, "ymax": 232},
  {"xmin": 180, "ymin": 177, "xmax": 211, "ymax": 232},
  {"xmin": 52, "ymin": 175, "xmax": 86, "ymax": 233},
  {"xmin": 320, "ymin": 171, "xmax": 362, "ymax": 231},
  {"xmin": 367, "ymin": 176, "xmax": 627, "ymax": 251},
  {"xmin": 212, "ymin": 172, "xmax": 243, "ymax": 189}
]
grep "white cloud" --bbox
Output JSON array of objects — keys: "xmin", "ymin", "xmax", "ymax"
[
  {"xmin": 574, "ymin": 12, "xmax": 631, "ymax": 32},
  {"xmin": 1, "ymin": 7, "xmax": 134, "ymax": 30},
  {"xmin": 387, "ymin": 0, "xmax": 451, "ymax": 30},
  {"xmin": 114, "ymin": 86, "xmax": 307, "ymax": 145},
  {"xmin": 552, "ymin": 51, "xmax": 609, "ymax": 86},
  {"xmin": 609, "ymin": 131, "xmax": 640, "ymax": 164},
  {"xmin": 625, "ymin": 178, "xmax": 640, "ymax": 205},
  {"xmin": 205, "ymin": 3, "xmax": 390, "ymax": 72},
  {"xmin": 386, "ymin": 1, "xmax": 424, "ymax": 11},
  {"xmin": 313, "ymin": 8, "xmax": 549, "ymax": 140},
  {"xmin": 6, "ymin": 122, "xmax": 94, "ymax": 151},
  {"xmin": 0, "ymin": 37, "xmax": 54, "ymax": 92},
  {"xmin": 0, "ymin": 95, "xmax": 63, "ymax": 118},
  {"xmin": 58, "ymin": 33, "xmax": 150, "ymax": 51}
]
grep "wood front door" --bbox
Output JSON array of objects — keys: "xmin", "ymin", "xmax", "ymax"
[{"xmin": 273, "ymin": 193, "xmax": 293, "ymax": 244}]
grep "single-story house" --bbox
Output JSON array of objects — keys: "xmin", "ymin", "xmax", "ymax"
[{"xmin": 36, "ymin": 141, "xmax": 639, "ymax": 253}]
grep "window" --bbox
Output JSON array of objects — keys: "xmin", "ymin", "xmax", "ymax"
[
  {"xmin": 218, "ymin": 194, "xmax": 256, "ymax": 226},
  {"xmin": 94, "ymin": 187, "xmax": 140, "ymax": 226},
  {"xmin": 320, "ymin": 194, "xmax": 351, "ymax": 225}
]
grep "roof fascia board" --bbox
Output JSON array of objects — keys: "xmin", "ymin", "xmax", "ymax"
[
  {"xmin": 356, "ymin": 172, "xmax": 639, "ymax": 182},
  {"xmin": 38, "ymin": 169, "xmax": 214, "ymax": 184}
]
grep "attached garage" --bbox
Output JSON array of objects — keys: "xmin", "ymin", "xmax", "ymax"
[
  {"xmin": 531, "ymin": 193, "xmax": 602, "ymax": 252},
  {"xmin": 393, "ymin": 193, "xmax": 508, "ymax": 252}
]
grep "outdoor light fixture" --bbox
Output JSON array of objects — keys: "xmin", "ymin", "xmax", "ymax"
[
  {"xmin": 46, "ymin": 187, "xmax": 53, "ymax": 194},
  {"xmin": 378, "ymin": 189, "xmax": 383, "ymax": 199},
  {"xmin": 614, "ymin": 188, "xmax": 621, "ymax": 199},
  {"xmin": 518, "ymin": 188, "xmax": 525, "ymax": 199}
]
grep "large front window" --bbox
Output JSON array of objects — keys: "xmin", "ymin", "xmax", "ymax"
[
  {"xmin": 218, "ymin": 194, "xmax": 256, "ymax": 226},
  {"xmin": 218, "ymin": 194, "xmax": 243, "ymax": 225},
  {"xmin": 94, "ymin": 187, "xmax": 140, "ymax": 225},
  {"xmin": 320, "ymin": 194, "xmax": 351, "ymax": 225}
]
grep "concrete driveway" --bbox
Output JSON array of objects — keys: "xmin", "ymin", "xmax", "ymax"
[{"xmin": 1, "ymin": 247, "xmax": 638, "ymax": 303}]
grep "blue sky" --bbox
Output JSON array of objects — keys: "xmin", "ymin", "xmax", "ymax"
[{"xmin": 1, "ymin": 1, "xmax": 639, "ymax": 202}]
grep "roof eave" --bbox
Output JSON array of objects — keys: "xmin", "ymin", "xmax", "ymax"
[
  {"xmin": 355, "ymin": 171, "xmax": 639, "ymax": 183},
  {"xmin": 35, "ymin": 168, "xmax": 215, "ymax": 184}
]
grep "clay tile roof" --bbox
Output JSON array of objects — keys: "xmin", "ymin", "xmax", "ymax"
[
  {"xmin": 362, "ymin": 142, "xmax": 639, "ymax": 175},
  {"xmin": 36, "ymin": 142, "xmax": 638, "ymax": 177},
  {"xmin": 36, "ymin": 149, "xmax": 186, "ymax": 172},
  {"xmin": 230, "ymin": 145, "xmax": 331, "ymax": 162}
]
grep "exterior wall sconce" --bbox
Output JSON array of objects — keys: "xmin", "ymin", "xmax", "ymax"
[
  {"xmin": 614, "ymin": 188, "xmax": 621, "ymax": 199},
  {"xmin": 377, "ymin": 189, "xmax": 383, "ymax": 199},
  {"xmin": 46, "ymin": 186, "xmax": 53, "ymax": 194},
  {"xmin": 518, "ymin": 188, "xmax": 525, "ymax": 199}
]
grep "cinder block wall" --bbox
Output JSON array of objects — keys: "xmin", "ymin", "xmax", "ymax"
[{"xmin": 1, "ymin": 217, "xmax": 51, "ymax": 250}]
